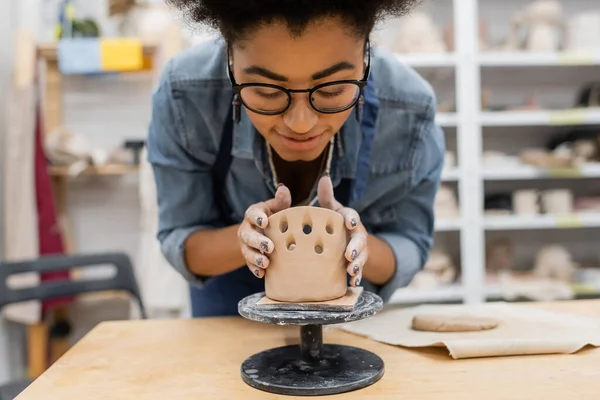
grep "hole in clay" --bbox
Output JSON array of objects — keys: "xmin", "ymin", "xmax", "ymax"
[
  {"xmin": 325, "ymin": 223, "xmax": 334, "ymax": 235},
  {"xmin": 302, "ymin": 213, "xmax": 312, "ymax": 235},
  {"xmin": 314, "ymin": 239, "xmax": 324, "ymax": 254},
  {"xmin": 279, "ymin": 218, "xmax": 288, "ymax": 233},
  {"xmin": 286, "ymin": 235, "xmax": 296, "ymax": 251}
]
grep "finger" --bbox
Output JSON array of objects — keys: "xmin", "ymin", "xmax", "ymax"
[
  {"xmin": 340, "ymin": 207, "xmax": 361, "ymax": 231},
  {"xmin": 317, "ymin": 175, "xmax": 343, "ymax": 212},
  {"xmin": 239, "ymin": 226, "xmax": 274, "ymax": 254},
  {"xmin": 245, "ymin": 206, "xmax": 269, "ymax": 229},
  {"xmin": 350, "ymin": 271, "xmax": 362, "ymax": 287},
  {"xmin": 263, "ymin": 184, "xmax": 292, "ymax": 216},
  {"xmin": 347, "ymin": 250, "xmax": 367, "ymax": 277},
  {"xmin": 247, "ymin": 263, "xmax": 265, "ymax": 279},
  {"xmin": 241, "ymin": 244, "xmax": 270, "ymax": 270},
  {"xmin": 345, "ymin": 232, "xmax": 368, "ymax": 262}
]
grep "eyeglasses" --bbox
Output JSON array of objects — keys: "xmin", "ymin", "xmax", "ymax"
[{"xmin": 227, "ymin": 42, "xmax": 371, "ymax": 116}]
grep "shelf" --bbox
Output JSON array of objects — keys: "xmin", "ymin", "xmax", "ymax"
[
  {"xmin": 435, "ymin": 218, "xmax": 462, "ymax": 232},
  {"xmin": 480, "ymin": 108, "xmax": 600, "ymax": 127},
  {"xmin": 482, "ymin": 163, "xmax": 600, "ymax": 180},
  {"xmin": 49, "ymin": 164, "xmax": 139, "ymax": 177},
  {"xmin": 389, "ymin": 284, "xmax": 464, "ymax": 304},
  {"xmin": 436, "ymin": 113, "xmax": 458, "ymax": 127},
  {"xmin": 484, "ymin": 213, "xmax": 600, "ymax": 231},
  {"xmin": 479, "ymin": 52, "xmax": 600, "ymax": 67},
  {"xmin": 441, "ymin": 168, "xmax": 460, "ymax": 181},
  {"xmin": 37, "ymin": 42, "xmax": 158, "ymax": 61},
  {"xmin": 395, "ymin": 53, "xmax": 457, "ymax": 68}
]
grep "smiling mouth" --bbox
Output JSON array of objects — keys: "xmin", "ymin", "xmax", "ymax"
[
  {"xmin": 277, "ymin": 132, "xmax": 323, "ymax": 152},
  {"xmin": 284, "ymin": 136, "xmax": 318, "ymax": 142}
]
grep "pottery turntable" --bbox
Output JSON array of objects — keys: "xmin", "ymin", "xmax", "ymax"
[{"xmin": 237, "ymin": 206, "xmax": 385, "ymax": 396}]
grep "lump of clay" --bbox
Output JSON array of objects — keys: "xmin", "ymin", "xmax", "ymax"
[
  {"xmin": 411, "ymin": 314, "xmax": 500, "ymax": 332},
  {"xmin": 263, "ymin": 206, "xmax": 348, "ymax": 303}
]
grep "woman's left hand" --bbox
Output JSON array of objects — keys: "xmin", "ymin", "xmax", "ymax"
[{"xmin": 317, "ymin": 175, "xmax": 367, "ymax": 287}]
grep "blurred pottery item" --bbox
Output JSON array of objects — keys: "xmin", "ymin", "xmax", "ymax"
[
  {"xmin": 574, "ymin": 197, "xmax": 600, "ymax": 212},
  {"xmin": 434, "ymin": 185, "xmax": 459, "ymax": 219},
  {"xmin": 108, "ymin": 0, "xmax": 137, "ymax": 16},
  {"xmin": 576, "ymin": 83, "xmax": 600, "ymax": 108},
  {"xmin": 263, "ymin": 206, "xmax": 348, "ymax": 302},
  {"xmin": 513, "ymin": 189, "xmax": 539, "ymax": 215},
  {"xmin": 571, "ymin": 140, "xmax": 597, "ymax": 164},
  {"xmin": 444, "ymin": 151, "xmax": 456, "ymax": 170},
  {"xmin": 410, "ymin": 250, "xmax": 456, "ymax": 289},
  {"xmin": 522, "ymin": 0, "xmax": 563, "ymax": 52},
  {"xmin": 533, "ymin": 244, "xmax": 578, "ymax": 282},
  {"xmin": 482, "ymin": 151, "xmax": 519, "ymax": 167},
  {"xmin": 486, "ymin": 238, "xmax": 514, "ymax": 273},
  {"xmin": 542, "ymin": 189, "xmax": 573, "ymax": 214},
  {"xmin": 519, "ymin": 148, "xmax": 572, "ymax": 168},
  {"xmin": 565, "ymin": 12, "xmax": 600, "ymax": 53},
  {"xmin": 393, "ymin": 12, "xmax": 447, "ymax": 54}
]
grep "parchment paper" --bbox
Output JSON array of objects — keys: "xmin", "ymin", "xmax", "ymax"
[{"xmin": 339, "ymin": 302, "xmax": 600, "ymax": 359}]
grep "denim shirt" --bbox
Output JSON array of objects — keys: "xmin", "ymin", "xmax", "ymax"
[{"xmin": 146, "ymin": 38, "xmax": 446, "ymax": 303}]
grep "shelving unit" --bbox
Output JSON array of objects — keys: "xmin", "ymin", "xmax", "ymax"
[
  {"xmin": 22, "ymin": 41, "xmax": 159, "ymax": 377},
  {"xmin": 482, "ymin": 164, "xmax": 600, "ymax": 180},
  {"xmin": 387, "ymin": 0, "xmax": 600, "ymax": 306},
  {"xmin": 484, "ymin": 213, "xmax": 600, "ymax": 231},
  {"xmin": 435, "ymin": 112, "xmax": 459, "ymax": 127},
  {"xmin": 480, "ymin": 108, "xmax": 600, "ymax": 126},
  {"xmin": 478, "ymin": 51, "xmax": 600, "ymax": 66},
  {"xmin": 48, "ymin": 164, "xmax": 140, "ymax": 177}
]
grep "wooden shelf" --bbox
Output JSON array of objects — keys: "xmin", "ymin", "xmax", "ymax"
[
  {"xmin": 49, "ymin": 164, "xmax": 139, "ymax": 177},
  {"xmin": 36, "ymin": 42, "xmax": 158, "ymax": 61}
]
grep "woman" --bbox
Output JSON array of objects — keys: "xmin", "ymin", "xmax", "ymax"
[{"xmin": 147, "ymin": 0, "xmax": 445, "ymax": 317}]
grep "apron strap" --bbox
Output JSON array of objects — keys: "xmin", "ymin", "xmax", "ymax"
[{"xmin": 212, "ymin": 104, "xmax": 235, "ymax": 223}]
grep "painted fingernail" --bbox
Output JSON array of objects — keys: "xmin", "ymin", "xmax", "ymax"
[
  {"xmin": 353, "ymin": 264, "xmax": 360, "ymax": 275},
  {"xmin": 355, "ymin": 277, "xmax": 361, "ymax": 286},
  {"xmin": 256, "ymin": 217, "xmax": 263, "ymax": 227},
  {"xmin": 257, "ymin": 257, "xmax": 263, "ymax": 267},
  {"xmin": 260, "ymin": 241, "xmax": 269, "ymax": 253},
  {"xmin": 321, "ymin": 171, "xmax": 330, "ymax": 178},
  {"xmin": 277, "ymin": 183, "xmax": 285, "ymax": 188},
  {"xmin": 351, "ymin": 249, "xmax": 358, "ymax": 260},
  {"xmin": 254, "ymin": 269, "xmax": 260, "ymax": 277},
  {"xmin": 351, "ymin": 218, "xmax": 357, "ymax": 228}
]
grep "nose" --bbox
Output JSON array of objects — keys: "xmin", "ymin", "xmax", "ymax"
[{"xmin": 282, "ymin": 93, "xmax": 318, "ymax": 134}]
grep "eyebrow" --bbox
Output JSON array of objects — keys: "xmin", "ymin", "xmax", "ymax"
[{"xmin": 242, "ymin": 61, "xmax": 356, "ymax": 82}]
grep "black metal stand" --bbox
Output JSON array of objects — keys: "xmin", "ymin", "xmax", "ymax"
[{"xmin": 238, "ymin": 291, "xmax": 385, "ymax": 396}]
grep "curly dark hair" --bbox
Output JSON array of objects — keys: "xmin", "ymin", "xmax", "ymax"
[{"xmin": 166, "ymin": 0, "xmax": 421, "ymax": 44}]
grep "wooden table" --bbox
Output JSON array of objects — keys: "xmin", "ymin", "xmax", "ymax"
[{"xmin": 16, "ymin": 300, "xmax": 600, "ymax": 399}]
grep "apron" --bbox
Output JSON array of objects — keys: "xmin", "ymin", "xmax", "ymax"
[{"xmin": 190, "ymin": 71, "xmax": 379, "ymax": 317}]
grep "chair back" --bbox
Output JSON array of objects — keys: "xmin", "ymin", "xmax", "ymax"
[{"xmin": 0, "ymin": 253, "xmax": 147, "ymax": 318}]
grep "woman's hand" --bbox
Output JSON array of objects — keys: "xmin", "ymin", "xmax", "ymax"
[
  {"xmin": 317, "ymin": 175, "xmax": 367, "ymax": 287},
  {"xmin": 238, "ymin": 184, "xmax": 292, "ymax": 278}
]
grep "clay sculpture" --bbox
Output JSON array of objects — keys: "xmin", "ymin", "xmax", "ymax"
[{"xmin": 263, "ymin": 206, "xmax": 349, "ymax": 303}]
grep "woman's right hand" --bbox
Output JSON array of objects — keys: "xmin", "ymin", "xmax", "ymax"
[{"xmin": 238, "ymin": 184, "xmax": 292, "ymax": 278}]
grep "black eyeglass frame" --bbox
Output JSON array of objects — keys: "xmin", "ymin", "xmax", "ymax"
[{"xmin": 227, "ymin": 41, "xmax": 371, "ymax": 116}]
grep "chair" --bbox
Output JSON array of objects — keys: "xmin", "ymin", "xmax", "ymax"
[{"xmin": 0, "ymin": 252, "xmax": 147, "ymax": 400}]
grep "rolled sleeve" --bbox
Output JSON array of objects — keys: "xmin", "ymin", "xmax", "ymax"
[
  {"xmin": 159, "ymin": 224, "xmax": 213, "ymax": 286},
  {"xmin": 146, "ymin": 59, "xmax": 219, "ymax": 285},
  {"xmin": 367, "ymin": 117, "xmax": 445, "ymax": 302},
  {"xmin": 373, "ymin": 233, "xmax": 423, "ymax": 301}
]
